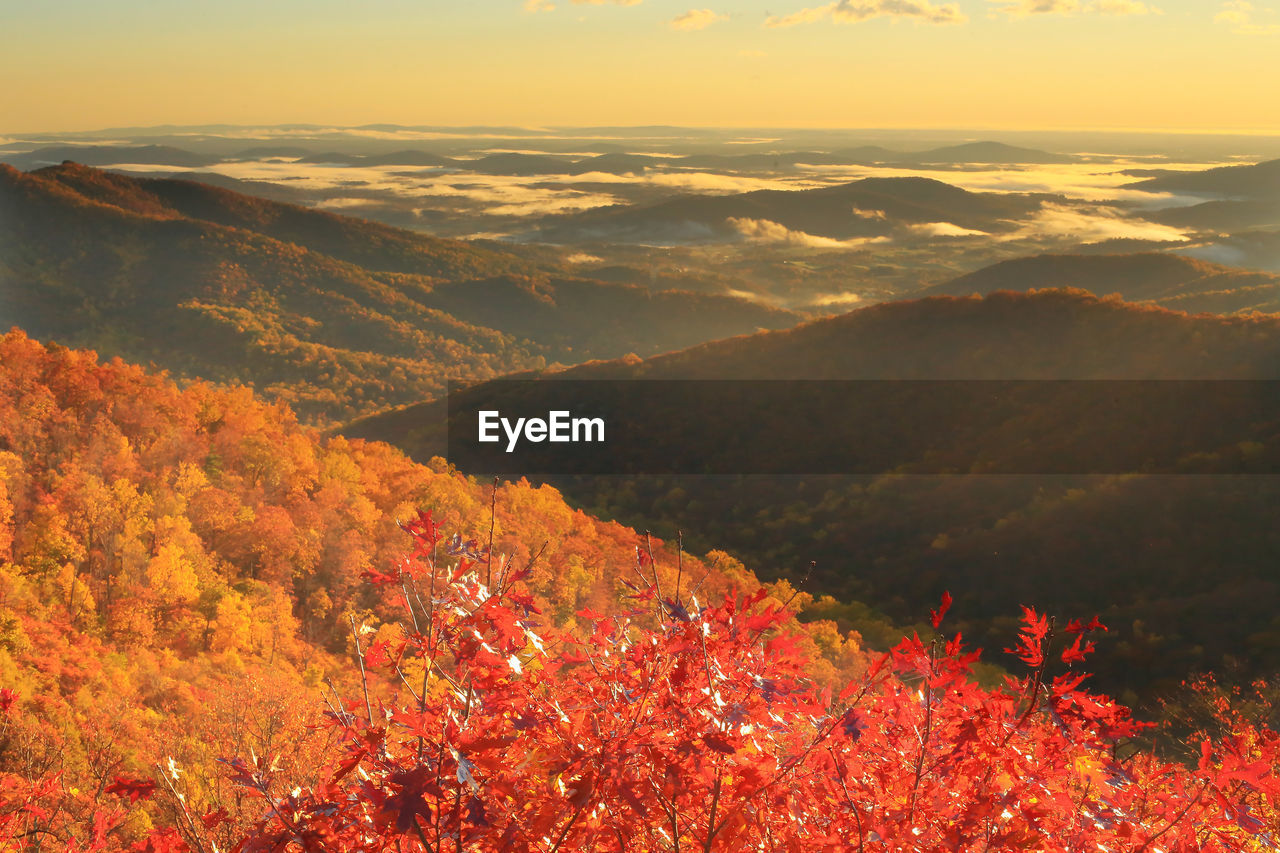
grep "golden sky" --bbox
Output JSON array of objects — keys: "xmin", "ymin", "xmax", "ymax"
[{"xmin": 2, "ymin": 0, "xmax": 1278, "ymax": 133}]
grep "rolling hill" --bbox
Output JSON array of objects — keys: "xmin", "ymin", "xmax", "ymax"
[
  {"xmin": 0, "ymin": 163, "xmax": 798, "ymax": 422},
  {"xmin": 919, "ymin": 252, "xmax": 1280, "ymax": 313}
]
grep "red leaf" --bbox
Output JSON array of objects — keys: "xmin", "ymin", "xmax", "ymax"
[
  {"xmin": 929, "ymin": 591, "xmax": 953, "ymax": 629},
  {"xmin": 365, "ymin": 638, "xmax": 391, "ymax": 669},
  {"xmin": 703, "ymin": 733, "xmax": 737, "ymax": 755},
  {"xmin": 107, "ymin": 776, "xmax": 157, "ymax": 804}
]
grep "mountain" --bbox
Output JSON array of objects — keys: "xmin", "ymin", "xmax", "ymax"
[
  {"xmin": 919, "ymin": 252, "xmax": 1280, "ymax": 313},
  {"xmin": 1125, "ymin": 158, "xmax": 1280, "ymax": 198},
  {"xmin": 533, "ymin": 176, "xmax": 1049, "ymax": 243},
  {"xmin": 349, "ymin": 289, "xmax": 1280, "ymax": 703},
  {"xmin": 906, "ymin": 141, "xmax": 1079, "ymax": 164},
  {"xmin": 0, "ymin": 163, "xmax": 797, "ymax": 422},
  {"xmin": 1, "ymin": 144, "xmax": 217, "ymax": 169},
  {"xmin": 466, "ymin": 153, "xmax": 579, "ymax": 175}
]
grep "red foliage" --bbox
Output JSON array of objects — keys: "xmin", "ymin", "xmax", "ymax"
[
  {"xmin": 210, "ymin": 518, "xmax": 1278, "ymax": 852},
  {"xmin": 6, "ymin": 513, "xmax": 1280, "ymax": 850}
]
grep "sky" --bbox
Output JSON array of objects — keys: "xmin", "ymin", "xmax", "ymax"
[{"xmin": 1, "ymin": 0, "xmax": 1277, "ymax": 133}]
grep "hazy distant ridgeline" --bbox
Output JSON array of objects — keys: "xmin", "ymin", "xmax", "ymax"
[
  {"xmin": 0, "ymin": 138, "xmax": 1083, "ymax": 174},
  {"xmin": 0, "ymin": 163, "xmax": 797, "ymax": 423}
]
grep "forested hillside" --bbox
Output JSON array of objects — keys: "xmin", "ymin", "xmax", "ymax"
[
  {"xmin": 0, "ymin": 330, "xmax": 865, "ymax": 847},
  {"xmin": 350, "ymin": 289, "xmax": 1280, "ymax": 703}
]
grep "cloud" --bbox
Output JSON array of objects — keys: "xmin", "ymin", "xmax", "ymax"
[
  {"xmin": 1215, "ymin": 0, "xmax": 1252, "ymax": 23},
  {"xmin": 727, "ymin": 217, "xmax": 891, "ymax": 248},
  {"xmin": 647, "ymin": 171, "xmax": 820, "ymax": 192},
  {"xmin": 1007, "ymin": 203, "xmax": 1188, "ymax": 243},
  {"xmin": 765, "ymin": 0, "xmax": 967, "ymax": 27},
  {"xmin": 1087, "ymin": 0, "xmax": 1159, "ymax": 13},
  {"xmin": 904, "ymin": 221, "xmax": 988, "ymax": 237},
  {"xmin": 314, "ymin": 197, "xmax": 382, "ymax": 209},
  {"xmin": 989, "ymin": 0, "xmax": 1159, "ymax": 15},
  {"xmin": 990, "ymin": 0, "xmax": 1078, "ymax": 13},
  {"xmin": 1214, "ymin": 0, "xmax": 1280, "ymax": 33},
  {"xmin": 670, "ymin": 8, "xmax": 728, "ymax": 28},
  {"xmin": 565, "ymin": 252, "xmax": 604, "ymax": 264},
  {"xmin": 807, "ymin": 291, "xmax": 864, "ymax": 308},
  {"xmin": 524, "ymin": 0, "xmax": 555, "ymax": 10}
]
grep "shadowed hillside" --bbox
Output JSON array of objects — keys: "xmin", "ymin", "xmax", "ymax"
[{"xmin": 347, "ymin": 289, "xmax": 1280, "ymax": 704}]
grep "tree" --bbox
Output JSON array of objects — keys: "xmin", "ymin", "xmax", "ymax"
[{"xmin": 218, "ymin": 515, "xmax": 1280, "ymax": 853}]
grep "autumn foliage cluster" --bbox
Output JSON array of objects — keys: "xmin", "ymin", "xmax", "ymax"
[
  {"xmin": 2, "ymin": 331, "xmax": 1280, "ymax": 850},
  {"xmin": 0, "ymin": 331, "xmax": 858, "ymax": 847},
  {"xmin": 6, "ymin": 507, "xmax": 1280, "ymax": 851}
]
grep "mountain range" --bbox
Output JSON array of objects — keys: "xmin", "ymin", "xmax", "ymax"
[
  {"xmin": 531, "ymin": 176, "xmax": 1050, "ymax": 244},
  {"xmin": 0, "ymin": 163, "xmax": 796, "ymax": 422},
  {"xmin": 1, "ymin": 139, "xmax": 1081, "ymax": 174}
]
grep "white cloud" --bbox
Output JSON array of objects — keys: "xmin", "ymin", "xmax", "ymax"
[
  {"xmin": 524, "ymin": 0, "xmax": 555, "ymax": 11},
  {"xmin": 728, "ymin": 217, "xmax": 892, "ymax": 248},
  {"xmin": 1088, "ymin": 0, "xmax": 1159, "ymax": 13},
  {"xmin": 990, "ymin": 0, "xmax": 1078, "ymax": 13},
  {"xmin": 807, "ymin": 291, "xmax": 865, "ymax": 307},
  {"xmin": 647, "ymin": 171, "xmax": 822, "ymax": 192},
  {"xmin": 1214, "ymin": 0, "xmax": 1280, "ymax": 33},
  {"xmin": 904, "ymin": 221, "xmax": 988, "ymax": 237},
  {"xmin": 1215, "ymin": 0, "xmax": 1252, "ymax": 23},
  {"xmin": 989, "ymin": 0, "xmax": 1159, "ymax": 15},
  {"xmin": 314, "ymin": 197, "xmax": 382, "ymax": 209},
  {"xmin": 793, "ymin": 160, "xmax": 1236, "ymax": 204},
  {"xmin": 670, "ymin": 8, "xmax": 728, "ymax": 29},
  {"xmin": 765, "ymin": 0, "xmax": 967, "ymax": 27},
  {"xmin": 1006, "ymin": 203, "xmax": 1189, "ymax": 243}
]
